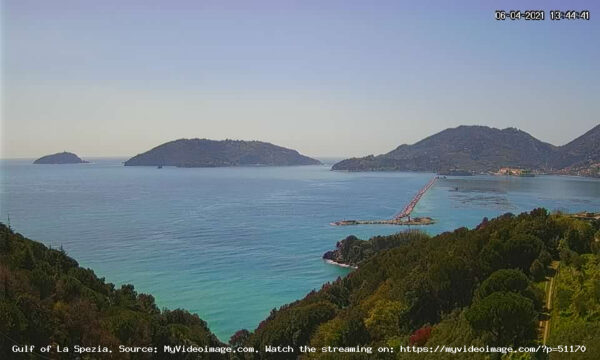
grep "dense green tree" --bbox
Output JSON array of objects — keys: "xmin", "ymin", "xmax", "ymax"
[
  {"xmin": 465, "ymin": 291, "xmax": 537, "ymax": 346},
  {"xmin": 229, "ymin": 329, "xmax": 250, "ymax": 347},
  {"xmin": 529, "ymin": 259, "xmax": 546, "ymax": 281},
  {"xmin": 429, "ymin": 255, "xmax": 475, "ymax": 311},
  {"xmin": 504, "ymin": 234, "xmax": 543, "ymax": 272},
  {"xmin": 30, "ymin": 264, "xmax": 54, "ymax": 299},
  {"xmin": 591, "ymin": 232, "xmax": 600, "ymax": 254},
  {"xmin": 538, "ymin": 249, "xmax": 552, "ymax": 266},
  {"xmin": 0, "ymin": 299, "xmax": 27, "ymax": 349},
  {"xmin": 566, "ymin": 229, "xmax": 586, "ymax": 253},
  {"xmin": 364, "ymin": 300, "xmax": 408, "ymax": 340},
  {"xmin": 475, "ymin": 269, "xmax": 529, "ymax": 300},
  {"xmin": 337, "ymin": 315, "xmax": 371, "ymax": 347}
]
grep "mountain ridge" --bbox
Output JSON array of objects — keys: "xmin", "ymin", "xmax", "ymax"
[
  {"xmin": 554, "ymin": 124, "xmax": 600, "ymax": 172},
  {"xmin": 332, "ymin": 124, "xmax": 599, "ymax": 176}
]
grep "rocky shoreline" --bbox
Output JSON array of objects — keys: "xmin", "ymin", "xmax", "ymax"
[
  {"xmin": 330, "ymin": 216, "xmax": 434, "ymax": 226},
  {"xmin": 323, "ymin": 258, "xmax": 358, "ymax": 269},
  {"xmin": 322, "ymin": 232, "xmax": 429, "ymax": 268}
]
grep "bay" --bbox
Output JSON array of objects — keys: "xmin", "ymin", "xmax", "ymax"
[{"xmin": 1, "ymin": 158, "xmax": 598, "ymax": 340}]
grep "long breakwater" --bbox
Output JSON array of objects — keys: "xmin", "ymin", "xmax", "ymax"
[
  {"xmin": 332, "ymin": 176, "xmax": 438, "ymax": 226},
  {"xmin": 393, "ymin": 176, "xmax": 438, "ymax": 219}
]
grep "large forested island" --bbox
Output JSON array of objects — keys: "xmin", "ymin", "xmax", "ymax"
[
  {"xmin": 33, "ymin": 152, "xmax": 88, "ymax": 164},
  {"xmin": 123, "ymin": 139, "xmax": 321, "ymax": 167},
  {"xmin": 332, "ymin": 124, "xmax": 600, "ymax": 177},
  {"xmin": 2, "ymin": 210, "xmax": 599, "ymax": 359}
]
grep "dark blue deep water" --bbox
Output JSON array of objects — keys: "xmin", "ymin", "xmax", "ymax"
[{"xmin": 1, "ymin": 158, "xmax": 599, "ymax": 340}]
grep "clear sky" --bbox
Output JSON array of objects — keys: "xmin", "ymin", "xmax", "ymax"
[{"xmin": 2, "ymin": 0, "xmax": 599, "ymax": 158}]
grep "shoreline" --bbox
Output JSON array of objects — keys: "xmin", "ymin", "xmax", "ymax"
[{"xmin": 323, "ymin": 259, "xmax": 358, "ymax": 269}]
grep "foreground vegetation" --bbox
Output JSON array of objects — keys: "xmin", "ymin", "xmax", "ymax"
[
  {"xmin": 547, "ymin": 254, "xmax": 600, "ymax": 359},
  {"xmin": 1, "ymin": 209, "xmax": 598, "ymax": 359},
  {"xmin": 322, "ymin": 231, "xmax": 429, "ymax": 268},
  {"xmin": 0, "ymin": 224, "xmax": 223, "ymax": 359},
  {"xmin": 243, "ymin": 209, "xmax": 600, "ymax": 359}
]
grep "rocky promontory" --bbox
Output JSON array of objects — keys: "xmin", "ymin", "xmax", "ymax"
[{"xmin": 323, "ymin": 231, "xmax": 429, "ymax": 268}]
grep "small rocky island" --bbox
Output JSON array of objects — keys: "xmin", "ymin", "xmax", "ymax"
[
  {"xmin": 33, "ymin": 152, "xmax": 88, "ymax": 164},
  {"xmin": 124, "ymin": 138, "xmax": 321, "ymax": 167}
]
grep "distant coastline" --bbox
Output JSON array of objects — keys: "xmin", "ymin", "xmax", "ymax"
[{"xmin": 332, "ymin": 124, "xmax": 600, "ymax": 178}]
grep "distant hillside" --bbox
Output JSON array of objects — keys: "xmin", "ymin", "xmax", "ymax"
[
  {"xmin": 33, "ymin": 151, "xmax": 88, "ymax": 164},
  {"xmin": 554, "ymin": 124, "xmax": 600, "ymax": 177},
  {"xmin": 332, "ymin": 124, "xmax": 600, "ymax": 175},
  {"xmin": 333, "ymin": 126, "xmax": 557, "ymax": 172},
  {"xmin": 124, "ymin": 139, "xmax": 321, "ymax": 167}
]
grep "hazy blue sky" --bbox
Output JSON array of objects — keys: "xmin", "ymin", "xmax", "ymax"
[{"xmin": 2, "ymin": 0, "xmax": 599, "ymax": 158}]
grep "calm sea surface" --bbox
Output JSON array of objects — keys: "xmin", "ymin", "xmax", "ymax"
[{"xmin": 1, "ymin": 158, "xmax": 599, "ymax": 340}]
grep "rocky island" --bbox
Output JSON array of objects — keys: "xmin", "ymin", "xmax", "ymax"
[
  {"xmin": 124, "ymin": 139, "xmax": 321, "ymax": 167},
  {"xmin": 33, "ymin": 151, "xmax": 88, "ymax": 164}
]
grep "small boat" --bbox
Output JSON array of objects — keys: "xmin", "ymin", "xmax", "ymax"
[{"xmin": 157, "ymin": 165, "xmax": 163, "ymax": 169}]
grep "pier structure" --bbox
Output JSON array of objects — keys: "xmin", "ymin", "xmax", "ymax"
[
  {"xmin": 331, "ymin": 176, "xmax": 438, "ymax": 226},
  {"xmin": 393, "ymin": 176, "xmax": 438, "ymax": 220}
]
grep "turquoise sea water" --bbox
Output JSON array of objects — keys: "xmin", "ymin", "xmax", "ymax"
[{"xmin": 1, "ymin": 158, "xmax": 599, "ymax": 340}]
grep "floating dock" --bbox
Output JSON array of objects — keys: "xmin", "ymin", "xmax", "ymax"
[{"xmin": 331, "ymin": 176, "xmax": 438, "ymax": 226}]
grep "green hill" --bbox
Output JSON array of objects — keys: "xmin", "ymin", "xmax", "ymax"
[
  {"xmin": 243, "ymin": 210, "xmax": 600, "ymax": 359},
  {"xmin": 124, "ymin": 139, "xmax": 321, "ymax": 167},
  {"xmin": 554, "ymin": 124, "xmax": 600, "ymax": 177},
  {"xmin": 332, "ymin": 124, "xmax": 600, "ymax": 176}
]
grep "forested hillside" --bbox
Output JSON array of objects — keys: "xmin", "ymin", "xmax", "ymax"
[
  {"xmin": 243, "ymin": 210, "xmax": 600, "ymax": 359},
  {"xmin": 0, "ymin": 224, "xmax": 223, "ymax": 359},
  {"xmin": 332, "ymin": 124, "xmax": 600, "ymax": 176},
  {"xmin": 331, "ymin": 126, "xmax": 558, "ymax": 172},
  {"xmin": 547, "ymin": 254, "xmax": 600, "ymax": 359},
  {"xmin": 2, "ymin": 210, "xmax": 598, "ymax": 360},
  {"xmin": 322, "ymin": 231, "xmax": 429, "ymax": 268}
]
